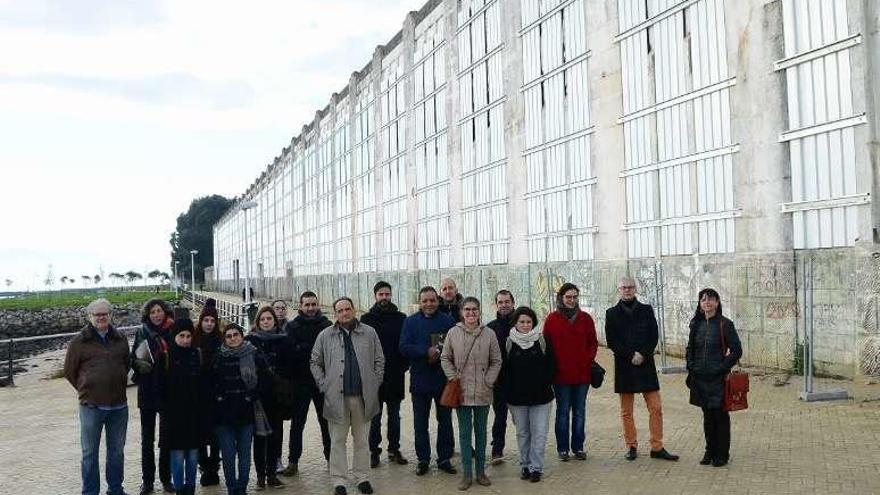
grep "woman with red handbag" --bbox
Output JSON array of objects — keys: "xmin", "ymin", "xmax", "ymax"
[{"xmin": 685, "ymin": 288, "xmax": 742, "ymax": 467}]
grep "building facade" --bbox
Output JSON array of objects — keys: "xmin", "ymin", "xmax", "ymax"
[{"xmin": 212, "ymin": 0, "xmax": 880, "ymax": 377}]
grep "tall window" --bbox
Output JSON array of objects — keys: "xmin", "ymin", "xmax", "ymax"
[
  {"xmin": 380, "ymin": 57, "xmax": 408, "ymax": 271},
  {"xmin": 291, "ymin": 148, "xmax": 306, "ymax": 273},
  {"xmin": 316, "ymin": 119, "xmax": 335, "ymax": 274},
  {"xmin": 617, "ymin": 0, "xmax": 739, "ymax": 257},
  {"xmin": 521, "ymin": 0, "xmax": 595, "ymax": 262},
  {"xmin": 301, "ymin": 137, "xmax": 321, "ymax": 275},
  {"xmin": 333, "ymin": 98, "xmax": 354, "ymax": 273},
  {"xmin": 354, "ymin": 84, "xmax": 378, "ymax": 272},
  {"xmin": 458, "ymin": 0, "xmax": 508, "ymax": 266},
  {"xmin": 778, "ymin": 0, "xmax": 867, "ymax": 248}
]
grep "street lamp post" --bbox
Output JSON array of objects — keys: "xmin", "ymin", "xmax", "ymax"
[
  {"xmin": 189, "ymin": 250, "xmax": 198, "ymax": 293},
  {"xmin": 241, "ymin": 200, "xmax": 258, "ymax": 305},
  {"xmin": 173, "ymin": 261, "xmax": 180, "ymax": 297}
]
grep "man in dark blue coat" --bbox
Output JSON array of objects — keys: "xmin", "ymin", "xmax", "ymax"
[
  {"xmin": 360, "ymin": 281, "xmax": 410, "ymax": 468},
  {"xmin": 399, "ymin": 286, "xmax": 457, "ymax": 476},
  {"xmin": 486, "ymin": 289, "xmax": 515, "ymax": 464}
]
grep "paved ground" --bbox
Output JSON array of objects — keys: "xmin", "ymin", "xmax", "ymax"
[{"xmin": 2, "ymin": 349, "xmax": 879, "ymax": 495}]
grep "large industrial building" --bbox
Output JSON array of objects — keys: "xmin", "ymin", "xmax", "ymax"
[{"xmin": 211, "ymin": 0, "xmax": 880, "ymax": 377}]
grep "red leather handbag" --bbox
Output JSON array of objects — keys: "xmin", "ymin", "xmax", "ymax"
[{"xmin": 720, "ymin": 320, "xmax": 749, "ymax": 412}]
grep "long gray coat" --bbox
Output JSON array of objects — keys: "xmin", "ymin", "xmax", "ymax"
[{"xmin": 310, "ymin": 321, "xmax": 385, "ymax": 424}]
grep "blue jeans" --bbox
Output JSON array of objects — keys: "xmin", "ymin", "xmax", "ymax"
[
  {"xmin": 369, "ymin": 399, "xmax": 401, "ymax": 453},
  {"xmin": 456, "ymin": 406, "xmax": 489, "ymax": 476},
  {"xmin": 411, "ymin": 392, "xmax": 454, "ymax": 464},
  {"xmin": 553, "ymin": 384, "xmax": 589, "ymax": 454},
  {"xmin": 170, "ymin": 449, "xmax": 198, "ymax": 490},
  {"xmin": 217, "ymin": 424, "xmax": 254, "ymax": 492},
  {"xmin": 509, "ymin": 403, "xmax": 551, "ymax": 473},
  {"xmin": 79, "ymin": 405, "xmax": 128, "ymax": 495}
]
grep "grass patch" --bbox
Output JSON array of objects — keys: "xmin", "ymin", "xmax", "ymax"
[{"xmin": 0, "ymin": 291, "xmax": 179, "ymax": 311}]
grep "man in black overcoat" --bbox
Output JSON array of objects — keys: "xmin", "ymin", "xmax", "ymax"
[{"xmin": 605, "ymin": 276, "xmax": 678, "ymax": 462}]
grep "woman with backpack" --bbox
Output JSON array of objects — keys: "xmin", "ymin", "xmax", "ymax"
[{"xmin": 503, "ymin": 306, "xmax": 556, "ymax": 483}]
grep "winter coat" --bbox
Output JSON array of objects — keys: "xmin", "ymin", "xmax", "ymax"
[
  {"xmin": 310, "ymin": 321, "xmax": 385, "ymax": 424},
  {"xmin": 360, "ymin": 302, "xmax": 409, "ymax": 402},
  {"xmin": 543, "ymin": 310, "xmax": 598, "ymax": 385},
  {"xmin": 487, "ymin": 312, "xmax": 515, "ymax": 390},
  {"xmin": 246, "ymin": 329, "xmax": 296, "ymax": 416},
  {"xmin": 605, "ymin": 299, "xmax": 661, "ymax": 394},
  {"xmin": 686, "ymin": 315, "xmax": 743, "ymax": 409},
  {"xmin": 131, "ymin": 318, "xmax": 174, "ymax": 410},
  {"xmin": 64, "ymin": 324, "xmax": 130, "ymax": 407},
  {"xmin": 438, "ymin": 294, "xmax": 463, "ymax": 323},
  {"xmin": 440, "ymin": 323, "xmax": 503, "ymax": 407},
  {"xmin": 502, "ymin": 336, "xmax": 555, "ymax": 406},
  {"xmin": 399, "ymin": 310, "xmax": 456, "ymax": 396},
  {"xmin": 211, "ymin": 346, "xmax": 271, "ymax": 427},
  {"xmin": 286, "ymin": 311, "xmax": 333, "ymax": 391},
  {"xmin": 159, "ymin": 345, "xmax": 203, "ymax": 449}
]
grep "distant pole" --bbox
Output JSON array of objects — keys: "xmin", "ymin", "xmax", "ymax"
[
  {"xmin": 241, "ymin": 201, "xmax": 258, "ymax": 305},
  {"xmin": 189, "ymin": 250, "xmax": 198, "ymax": 294},
  {"xmin": 174, "ymin": 261, "xmax": 180, "ymax": 297}
]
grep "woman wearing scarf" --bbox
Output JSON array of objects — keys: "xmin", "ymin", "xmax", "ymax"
[
  {"xmin": 685, "ymin": 288, "xmax": 742, "ymax": 467},
  {"xmin": 213, "ymin": 325, "xmax": 271, "ymax": 495},
  {"xmin": 440, "ymin": 297, "xmax": 502, "ymax": 491},
  {"xmin": 192, "ymin": 299, "xmax": 223, "ymax": 487},
  {"xmin": 503, "ymin": 306, "xmax": 556, "ymax": 483},
  {"xmin": 542, "ymin": 282, "xmax": 598, "ymax": 462},
  {"xmin": 131, "ymin": 298, "xmax": 174, "ymax": 494},
  {"xmin": 245, "ymin": 306, "xmax": 293, "ymax": 489}
]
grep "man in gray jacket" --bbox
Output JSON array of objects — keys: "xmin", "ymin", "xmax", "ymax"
[{"xmin": 312, "ymin": 297, "xmax": 385, "ymax": 495}]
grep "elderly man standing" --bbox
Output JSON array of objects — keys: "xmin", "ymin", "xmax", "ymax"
[
  {"xmin": 605, "ymin": 276, "xmax": 678, "ymax": 462},
  {"xmin": 311, "ymin": 297, "xmax": 384, "ymax": 495},
  {"xmin": 64, "ymin": 298, "xmax": 132, "ymax": 495}
]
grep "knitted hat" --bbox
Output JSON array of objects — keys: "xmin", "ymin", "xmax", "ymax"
[
  {"xmin": 199, "ymin": 298, "xmax": 219, "ymax": 322},
  {"xmin": 173, "ymin": 317, "xmax": 195, "ymax": 335}
]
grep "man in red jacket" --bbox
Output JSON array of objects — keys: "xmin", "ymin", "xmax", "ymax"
[{"xmin": 542, "ymin": 283, "xmax": 598, "ymax": 462}]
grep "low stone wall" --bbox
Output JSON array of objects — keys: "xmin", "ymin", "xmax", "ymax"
[{"xmin": 0, "ymin": 303, "xmax": 143, "ymax": 362}]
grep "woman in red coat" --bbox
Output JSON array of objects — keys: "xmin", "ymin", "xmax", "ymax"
[{"xmin": 542, "ymin": 283, "xmax": 598, "ymax": 461}]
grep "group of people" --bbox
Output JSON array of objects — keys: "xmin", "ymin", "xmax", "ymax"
[{"xmin": 63, "ymin": 276, "xmax": 743, "ymax": 495}]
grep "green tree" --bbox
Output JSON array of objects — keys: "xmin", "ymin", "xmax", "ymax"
[
  {"xmin": 170, "ymin": 195, "xmax": 232, "ymax": 284},
  {"xmin": 109, "ymin": 272, "xmax": 125, "ymax": 287},
  {"xmin": 147, "ymin": 269, "xmax": 163, "ymax": 285},
  {"xmin": 125, "ymin": 271, "xmax": 143, "ymax": 287},
  {"xmin": 4, "ymin": 279, "xmax": 11, "ymax": 288},
  {"xmin": 93, "ymin": 274, "xmax": 102, "ymax": 286},
  {"xmin": 81, "ymin": 275, "xmax": 92, "ymax": 286}
]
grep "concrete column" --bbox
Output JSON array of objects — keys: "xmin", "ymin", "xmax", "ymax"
[
  {"xmin": 442, "ymin": 0, "xmax": 464, "ymax": 268},
  {"xmin": 585, "ymin": 0, "xmax": 627, "ymax": 260},
  {"xmin": 500, "ymin": 0, "xmax": 528, "ymax": 266},
  {"xmin": 725, "ymin": 0, "xmax": 790, "ymax": 253},
  {"xmin": 851, "ymin": 0, "xmax": 880, "ymax": 242}
]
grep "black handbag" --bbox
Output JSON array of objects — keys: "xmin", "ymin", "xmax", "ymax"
[{"xmin": 590, "ymin": 362, "xmax": 605, "ymax": 388}]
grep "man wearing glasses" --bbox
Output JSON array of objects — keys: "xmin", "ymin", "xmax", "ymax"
[
  {"xmin": 64, "ymin": 298, "xmax": 132, "ymax": 495},
  {"xmin": 604, "ymin": 276, "xmax": 678, "ymax": 462}
]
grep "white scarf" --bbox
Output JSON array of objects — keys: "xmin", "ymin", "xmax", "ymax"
[{"xmin": 508, "ymin": 327, "xmax": 542, "ymax": 350}]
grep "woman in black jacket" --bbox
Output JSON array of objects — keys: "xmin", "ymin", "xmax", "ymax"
[
  {"xmin": 213, "ymin": 325, "xmax": 271, "ymax": 495},
  {"xmin": 193, "ymin": 300, "xmax": 223, "ymax": 487},
  {"xmin": 246, "ymin": 306, "xmax": 293, "ymax": 489},
  {"xmin": 503, "ymin": 306, "xmax": 556, "ymax": 483},
  {"xmin": 685, "ymin": 288, "xmax": 743, "ymax": 467},
  {"xmin": 160, "ymin": 319, "xmax": 202, "ymax": 495}
]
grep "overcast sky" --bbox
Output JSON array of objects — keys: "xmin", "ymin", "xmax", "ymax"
[{"xmin": 0, "ymin": 0, "xmax": 426, "ymax": 291}]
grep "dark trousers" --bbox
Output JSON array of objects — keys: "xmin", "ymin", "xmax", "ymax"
[
  {"xmin": 198, "ymin": 433, "xmax": 220, "ymax": 474},
  {"xmin": 139, "ymin": 408, "xmax": 170, "ymax": 485},
  {"xmin": 490, "ymin": 389, "xmax": 508, "ymax": 456},
  {"xmin": 369, "ymin": 399, "xmax": 402, "ymax": 454},
  {"xmin": 253, "ymin": 413, "xmax": 283, "ymax": 478},
  {"xmin": 288, "ymin": 387, "xmax": 331, "ymax": 463},
  {"xmin": 411, "ymin": 392, "xmax": 454, "ymax": 464},
  {"xmin": 702, "ymin": 407, "xmax": 731, "ymax": 461}
]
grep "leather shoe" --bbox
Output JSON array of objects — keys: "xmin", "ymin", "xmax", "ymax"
[
  {"xmin": 520, "ymin": 468, "xmax": 530, "ymax": 480},
  {"xmin": 371, "ymin": 451, "xmax": 380, "ymax": 468},
  {"xmin": 388, "ymin": 449, "xmax": 409, "ymax": 465},
  {"xmin": 438, "ymin": 461, "xmax": 457, "ymax": 474},
  {"xmin": 712, "ymin": 457, "xmax": 728, "ymax": 467},
  {"xmin": 625, "ymin": 447, "xmax": 637, "ymax": 461},
  {"xmin": 162, "ymin": 482, "xmax": 175, "ymax": 493},
  {"xmin": 357, "ymin": 481, "xmax": 374, "ymax": 494},
  {"xmin": 138, "ymin": 484, "xmax": 154, "ymax": 495},
  {"xmin": 334, "ymin": 486, "xmax": 347, "ymax": 495},
  {"xmin": 529, "ymin": 471, "xmax": 542, "ymax": 483},
  {"xmin": 700, "ymin": 451, "xmax": 713, "ymax": 465},
  {"xmin": 649, "ymin": 448, "xmax": 679, "ymax": 461},
  {"xmin": 416, "ymin": 462, "xmax": 429, "ymax": 476}
]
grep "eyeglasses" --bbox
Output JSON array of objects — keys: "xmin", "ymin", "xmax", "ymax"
[{"xmin": 224, "ymin": 333, "xmax": 242, "ymax": 340}]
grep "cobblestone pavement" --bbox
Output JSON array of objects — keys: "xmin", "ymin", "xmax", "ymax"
[{"xmin": 2, "ymin": 350, "xmax": 879, "ymax": 495}]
